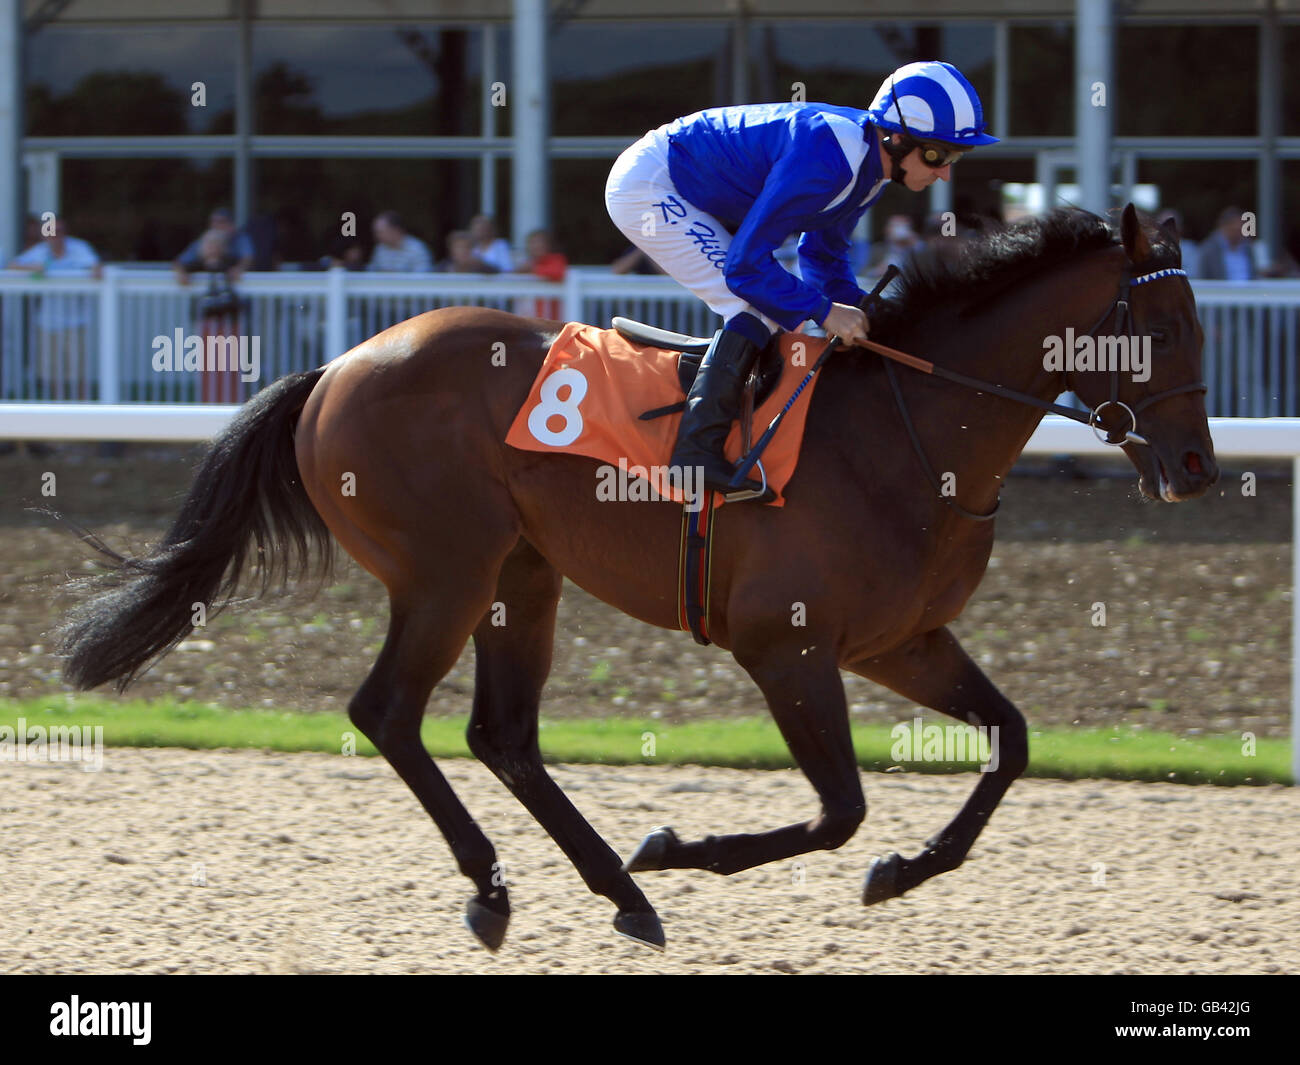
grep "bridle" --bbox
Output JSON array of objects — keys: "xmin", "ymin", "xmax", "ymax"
[
  {"xmin": 1066, "ymin": 266, "xmax": 1207, "ymax": 448},
  {"xmin": 880, "ymin": 264, "xmax": 1208, "ymax": 521}
]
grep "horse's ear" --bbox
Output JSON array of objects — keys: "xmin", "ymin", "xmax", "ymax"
[
  {"xmin": 1120, "ymin": 202, "xmax": 1153, "ymax": 264},
  {"xmin": 1159, "ymin": 213, "xmax": 1179, "ymax": 241}
]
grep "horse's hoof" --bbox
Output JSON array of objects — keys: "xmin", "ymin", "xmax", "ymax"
[
  {"xmin": 623, "ymin": 826, "xmax": 678, "ymax": 873},
  {"xmin": 863, "ymin": 852, "xmax": 904, "ymax": 907},
  {"xmin": 463, "ymin": 897, "xmax": 510, "ymax": 952},
  {"xmin": 613, "ymin": 909, "xmax": 666, "ymax": 952}
]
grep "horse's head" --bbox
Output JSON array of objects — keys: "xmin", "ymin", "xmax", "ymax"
[{"xmin": 1068, "ymin": 203, "xmax": 1218, "ymax": 501}]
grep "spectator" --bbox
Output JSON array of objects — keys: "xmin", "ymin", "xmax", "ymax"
[
  {"xmin": 439, "ymin": 229, "xmax": 496, "ymax": 273},
  {"xmin": 368, "ymin": 210, "xmax": 433, "ymax": 272},
  {"xmin": 8, "ymin": 217, "xmax": 102, "ymax": 400},
  {"xmin": 1198, "ymin": 206, "xmax": 1258, "ymax": 281},
  {"xmin": 174, "ymin": 207, "xmax": 254, "ymax": 286},
  {"xmin": 519, "ymin": 229, "xmax": 567, "ymax": 281},
  {"xmin": 468, "ymin": 214, "xmax": 515, "ymax": 273},
  {"xmin": 1156, "ymin": 208, "xmax": 1200, "ymax": 279},
  {"xmin": 518, "ymin": 229, "xmax": 568, "ymax": 319},
  {"xmin": 192, "ymin": 229, "xmax": 244, "ymax": 302},
  {"xmin": 8, "ymin": 216, "xmax": 101, "ymax": 279},
  {"xmin": 190, "ymin": 229, "xmax": 248, "ymax": 403}
]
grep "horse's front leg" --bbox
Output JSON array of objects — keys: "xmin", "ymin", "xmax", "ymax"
[
  {"xmin": 625, "ymin": 642, "xmax": 866, "ymax": 876},
  {"xmin": 846, "ymin": 625, "xmax": 1029, "ymax": 905}
]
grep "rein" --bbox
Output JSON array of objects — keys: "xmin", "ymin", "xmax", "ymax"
[{"xmin": 871, "ymin": 265, "xmax": 1206, "ymax": 521}]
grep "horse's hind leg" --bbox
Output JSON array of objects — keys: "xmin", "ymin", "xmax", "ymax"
[
  {"xmin": 625, "ymin": 645, "xmax": 866, "ymax": 878},
  {"xmin": 465, "ymin": 539, "xmax": 665, "ymax": 950},
  {"xmin": 847, "ymin": 625, "xmax": 1029, "ymax": 905},
  {"xmin": 347, "ymin": 563, "xmax": 515, "ymax": 951}
]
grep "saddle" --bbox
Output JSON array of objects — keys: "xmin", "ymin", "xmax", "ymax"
[
  {"xmin": 504, "ymin": 320, "xmax": 832, "ymax": 646},
  {"xmin": 611, "ymin": 317, "xmax": 786, "ymax": 420}
]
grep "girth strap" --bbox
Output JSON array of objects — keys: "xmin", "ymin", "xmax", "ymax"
[{"xmin": 677, "ymin": 494, "xmax": 716, "ymax": 645}]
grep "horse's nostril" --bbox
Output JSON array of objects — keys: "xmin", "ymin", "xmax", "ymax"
[{"xmin": 1184, "ymin": 451, "xmax": 1204, "ymax": 477}]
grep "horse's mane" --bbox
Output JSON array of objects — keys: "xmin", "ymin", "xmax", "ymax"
[{"xmin": 870, "ymin": 207, "xmax": 1180, "ymax": 343}]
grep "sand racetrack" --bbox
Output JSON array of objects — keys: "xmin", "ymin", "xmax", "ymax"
[{"xmin": 4, "ymin": 747, "xmax": 1297, "ymax": 975}]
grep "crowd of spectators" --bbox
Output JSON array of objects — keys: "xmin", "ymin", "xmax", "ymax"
[
  {"xmin": 1, "ymin": 199, "xmax": 1297, "ymax": 460},
  {"xmin": 856, "ymin": 204, "xmax": 1300, "ymax": 281},
  {"xmin": 3, "ymin": 206, "xmax": 579, "ymax": 288},
  {"xmin": 8, "ymin": 201, "xmax": 1298, "ymax": 286}
]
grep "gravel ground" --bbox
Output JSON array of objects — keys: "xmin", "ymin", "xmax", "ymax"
[{"xmin": 2, "ymin": 748, "xmax": 1296, "ymax": 974}]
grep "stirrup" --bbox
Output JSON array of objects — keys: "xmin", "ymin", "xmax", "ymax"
[{"xmin": 721, "ymin": 458, "xmax": 769, "ymax": 503}]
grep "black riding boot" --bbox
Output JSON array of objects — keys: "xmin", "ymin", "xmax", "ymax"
[{"xmin": 669, "ymin": 327, "xmax": 768, "ymax": 501}]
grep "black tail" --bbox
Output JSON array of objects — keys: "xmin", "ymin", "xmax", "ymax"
[{"xmin": 58, "ymin": 367, "xmax": 333, "ymax": 691}]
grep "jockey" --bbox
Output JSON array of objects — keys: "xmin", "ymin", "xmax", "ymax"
[{"xmin": 604, "ymin": 60, "xmax": 998, "ymax": 500}]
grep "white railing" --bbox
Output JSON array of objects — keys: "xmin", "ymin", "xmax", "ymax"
[
  {"xmin": 2, "ymin": 267, "xmax": 1297, "ymax": 413},
  {"xmin": 0, "ymin": 267, "xmax": 716, "ymax": 405},
  {"xmin": 1195, "ymin": 282, "xmax": 1300, "ymax": 417}
]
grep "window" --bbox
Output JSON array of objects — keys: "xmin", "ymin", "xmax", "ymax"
[
  {"xmin": 1009, "ymin": 23, "xmax": 1073, "ymax": 137},
  {"xmin": 26, "ymin": 26, "xmax": 237, "ymax": 135},
  {"xmin": 252, "ymin": 25, "xmax": 483, "ymax": 135},
  {"xmin": 1283, "ymin": 27, "xmax": 1300, "ymax": 137},
  {"xmin": 60, "ymin": 158, "xmax": 235, "ymax": 261},
  {"xmin": 550, "ymin": 21, "xmax": 731, "ymax": 135},
  {"xmin": 551, "ymin": 158, "xmax": 626, "ymax": 265},
  {"xmin": 1116, "ymin": 25, "xmax": 1256, "ymax": 137}
]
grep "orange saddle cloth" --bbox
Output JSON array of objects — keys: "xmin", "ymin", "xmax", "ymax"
[{"xmin": 504, "ymin": 322, "xmax": 830, "ymax": 507}]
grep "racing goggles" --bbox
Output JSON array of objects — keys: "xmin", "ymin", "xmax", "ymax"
[{"xmin": 910, "ymin": 140, "xmax": 968, "ymax": 168}]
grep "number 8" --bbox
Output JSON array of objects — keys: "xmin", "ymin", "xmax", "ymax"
[{"xmin": 527, "ymin": 366, "xmax": 588, "ymax": 447}]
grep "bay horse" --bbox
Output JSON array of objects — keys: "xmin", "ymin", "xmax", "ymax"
[{"xmin": 58, "ymin": 205, "xmax": 1217, "ymax": 952}]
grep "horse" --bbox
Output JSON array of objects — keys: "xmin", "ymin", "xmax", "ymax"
[{"xmin": 57, "ymin": 204, "xmax": 1217, "ymax": 953}]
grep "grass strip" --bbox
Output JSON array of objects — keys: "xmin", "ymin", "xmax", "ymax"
[{"xmin": 0, "ymin": 695, "xmax": 1288, "ymax": 786}]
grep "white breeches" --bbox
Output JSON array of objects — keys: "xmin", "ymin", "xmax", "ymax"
[{"xmin": 604, "ymin": 125, "xmax": 781, "ymax": 334}]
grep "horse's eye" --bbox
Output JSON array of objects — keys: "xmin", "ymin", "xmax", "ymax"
[{"xmin": 1151, "ymin": 329, "xmax": 1169, "ymax": 345}]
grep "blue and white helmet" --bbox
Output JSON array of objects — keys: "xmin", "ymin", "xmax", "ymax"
[{"xmin": 868, "ymin": 61, "xmax": 999, "ymax": 147}]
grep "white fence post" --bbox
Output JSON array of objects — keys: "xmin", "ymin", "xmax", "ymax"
[
  {"xmin": 97, "ymin": 265, "xmax": 119, "ymax": 403},
  {"xmin": 325, "ymin": 266, "xmax": 347, "ymax": 362},
  {"xmin": 563, "ymin": 266, "xmax": 583, "ymax": 324}
]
